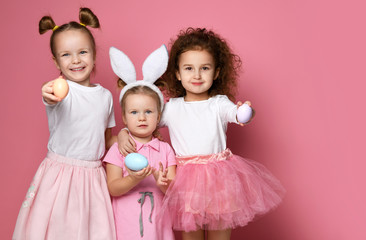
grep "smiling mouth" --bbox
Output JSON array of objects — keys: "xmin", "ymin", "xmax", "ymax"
[
  {"xmin": 192, "ymin": 82, "xmax": 203, "ymax": 86},
  {"xmin": 70, "ymin": 67, "xmax": 85, "ymax": 71}
]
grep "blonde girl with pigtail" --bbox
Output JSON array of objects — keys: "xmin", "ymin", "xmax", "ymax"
[{"xmin": 13, "ymin": 8, "xmax": 116, "ymax": 240}]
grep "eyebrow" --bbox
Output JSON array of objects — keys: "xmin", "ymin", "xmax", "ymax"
[{"xmin": 182, "ymin": 63, "xmax": 213, "ymax": 66}]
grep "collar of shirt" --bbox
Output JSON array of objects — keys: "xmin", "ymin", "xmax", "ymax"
[{"xmin": 130, "ymin": 134, "xmax": 161, "ymax": 152}]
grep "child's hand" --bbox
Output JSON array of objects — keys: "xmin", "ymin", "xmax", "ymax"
[
  {"xmin": 153, "ymin": 162, "xmax": 170, "ymax": 187},
  {"xmin": 118, "ymin": 129, "xmax": 137, "ymax": 156},
  {"xmin": 42, "ymin": 80, "xmax": 62, "ymax": 104},
  {"xmin": 236, "ymin": 100, "xmax": 255, "ymax": 126},
  {"xmin": 126, "ymin": 165, "xmax": 153, "ymax": 181}
]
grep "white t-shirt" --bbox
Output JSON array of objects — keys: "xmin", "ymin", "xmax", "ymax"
[
  {"xmin": 161, "ymin": 95, "xmax": 238, "ymax": 156},
  {"xmin": 45, "ymin": 80, "xmax": 115, "ymax": 160}
]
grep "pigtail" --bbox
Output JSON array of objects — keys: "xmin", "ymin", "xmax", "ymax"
[
  {"xmin": 79, "ymin": 8, "xmax": 100, "ymax": 29},
  {"xmin": 117, "ymin": 78, "xmax": 126, "ymax": 89},
  {"xmin": 39, "ymin": 16, "xmax": 56, "ymax": 34}
]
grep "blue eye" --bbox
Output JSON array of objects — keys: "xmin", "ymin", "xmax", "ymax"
[
  {"xmin": 61, "ymin": 53, "xmax": 70, "ymax": 57},
  {"xmin": 80, "ymin": 50, "xmax": 87, "ymax": 54},
  {"xmin": 146, "ymin": 110, "xmax": 152, "ymax": 114},
  {"xmin": 131, "ymin": 111, "xmax": 137, "ymax": 114}
]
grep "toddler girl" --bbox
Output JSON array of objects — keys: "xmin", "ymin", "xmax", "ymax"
[
  {"xmin": 105, "ymin": 46, "xmax": 176, "ymax": 239},
  {"xmin": 13, "ymin": 8, "xmax": 116, "ymax": 240}
]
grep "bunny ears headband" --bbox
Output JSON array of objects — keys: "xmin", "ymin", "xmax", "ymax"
[{"xmin": 109, "ymin": 45, "xmax": 168, "ymax": 111}]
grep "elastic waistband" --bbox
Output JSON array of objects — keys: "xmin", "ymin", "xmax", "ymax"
[
  {"xmin": 46, "ymin": 152, "xmax": 102, "ymax": 168},
  {"xmin": 177, "ymin": 149, "xmax": 233, "ymax": 166}
]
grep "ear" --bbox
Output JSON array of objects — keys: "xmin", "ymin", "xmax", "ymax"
[
  {"xmin": 109, "ymin": 47, "xmax": 137, "ymax": 84},
  {"xmin": 157, "ymin": 111, "xmax": 162, "ymax": 123},
  {"xmin": 142, "ymin": 45, "xmax": 169, "ymax": 83},
  {"xmin": 175, "ymin": 70, "xmax": 182, "ymax": 81},
  {"xmin": 214, "ymin": 68, "xmax": 220, "ymax": 80},
  {"xmin": 53, "ymin": 57, "xmax": 60, "ymax": 70}
]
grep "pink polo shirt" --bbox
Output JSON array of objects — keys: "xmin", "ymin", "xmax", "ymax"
[{"xmin": 103, "ymin": 138, "xmax": 176, "ymax": 240}]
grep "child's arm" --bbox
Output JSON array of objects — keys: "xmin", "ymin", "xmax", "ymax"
[
  {"xmin": 105, "ymin": 128, "xmax": 116, "ymax": 150},
  {"xmin": 153, "ymin": 162, "xmax": 176, "ymax": 194},
  {"xmin": 117, "ymin": 129, "xmax": 137, "ymax": 156},
  {"xmin": 105, "ymin": 163, "xmax": 154, "ymax": 196},
  {"xmin": 42, "ymin": 80, "xmax": 62, "ymax": 104}
]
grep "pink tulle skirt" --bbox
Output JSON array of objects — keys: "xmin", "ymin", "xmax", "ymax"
[
  {"xmin": 13, "ymin": 152, "xmax": 116, "ymax": 240},
  {"xmin": 159, "ymin": 149, "xmax": 285, "ymax": 232}
]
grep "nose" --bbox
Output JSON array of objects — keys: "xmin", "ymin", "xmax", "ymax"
[
  {"xmin": 193, "ymin": 69, "xmax": 201, "ymax": 79},
  {"xmin": 72, "ymin": 54, "xmax": 81, "ymax": 64},
  {"xmin": 138, "ymin": 113, "xmax": 146, "ymax": 121}
]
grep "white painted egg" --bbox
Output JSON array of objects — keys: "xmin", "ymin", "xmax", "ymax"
[
  {"xmin": 237, "ymin": 103, "xmax": 253, "ymax": 123},
  {"xmin": 125, "ymin": 153, "xmax": 148, "ymax": 171}
]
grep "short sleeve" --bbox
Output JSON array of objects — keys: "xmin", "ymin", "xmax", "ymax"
[
  {"xmin": 159, "ymin": 100, "xmax": 171, "ymax": 128},
  {"xmin": 103, "ymin": 143, "xmax": 124, "ymax": 168},
  {"xmin": 106, "ymin": 92, "xmax": 116, "ymax": 128}
]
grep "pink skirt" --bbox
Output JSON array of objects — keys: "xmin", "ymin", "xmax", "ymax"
[
  {"xmin": 159, "ymin": 149, "xmax": 285, "ymax": 232},
  {"xmin": 13, "ymin": 152, "xmax": 116, "ymax": 240}
]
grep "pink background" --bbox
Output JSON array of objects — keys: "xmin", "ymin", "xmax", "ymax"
[{"xmin": 1, "ymin": 0, "xmax": 365, "ymax": 239}]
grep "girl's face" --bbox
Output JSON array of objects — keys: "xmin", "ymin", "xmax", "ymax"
[
  {"xmin": 53, "ymin": 29, "xmax": 95, "ymax": 86},
  {"xmin": 122, "ymin": 93, "xmax": 160, "ymax": 143},
  {"xmin": 176, "ymin": 49, "xmax": 219, "ymax": 101}
]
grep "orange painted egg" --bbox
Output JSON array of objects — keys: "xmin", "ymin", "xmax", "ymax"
[{"xmin": 53, "ymin": 77, "xmax": 69, "ymax": 99}]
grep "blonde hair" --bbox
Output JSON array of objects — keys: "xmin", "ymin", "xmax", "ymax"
[
  {"xmin": 121, "ymin": 85, "xmax": 162, "ymax": 137},
  {"xmin": 120, "ymin": 85, "xmax": 162, "ymax": 114}
]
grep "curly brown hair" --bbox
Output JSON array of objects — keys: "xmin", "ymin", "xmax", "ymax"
[
  {"xmin": 39, "ymin": 8, "xmax": 100, "ymax": 59},
  {"xmin": 164, "ymin": 27, "xmax": 242, "ymax": 101}
]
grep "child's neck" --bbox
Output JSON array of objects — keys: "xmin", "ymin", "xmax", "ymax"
[
  {"xmin": 184, "ymin": 93, "xmax": 210, "ymax": 102},
  {"xmin": 130, "ymin": 134, "xmax": 153, "ymax": 144},
  {"xmin": 74, "ymin": 79, "xmax": 92, "ymax": 87},
  {"xmin": 66, "ymin": 76, "xmax": 92, "ymax": 87}
]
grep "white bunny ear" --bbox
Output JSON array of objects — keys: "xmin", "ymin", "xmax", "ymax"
[
  {"xmin": 142, "ymin": 45, "xmax": 169, "ymax": 83},
  {"xmin": 109, "ymin": 47, "xmax": 137, "ymax": 84}
]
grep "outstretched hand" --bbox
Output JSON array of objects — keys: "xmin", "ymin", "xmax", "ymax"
[{"xmin": 42, "ymin": 80, "xmax": 62, "ymax": 104}]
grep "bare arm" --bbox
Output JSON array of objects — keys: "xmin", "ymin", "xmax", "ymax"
[
  {"xmin": 105, "ymin": 128, "xmax": 116, "ymax": 150},
  {"xmin": 105, "ymin": 163, "xmax": 154, "ymax": 197},
  {"xmin": 117, "ymin": 128, "xmax": 137, "ymax": 156}
]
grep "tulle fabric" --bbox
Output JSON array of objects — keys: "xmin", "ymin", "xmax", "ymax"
[
  {"xmin": 159, "ymin": 149, "xmax": 285, "ymax": 232},
  {"xmin": 13, "ymin": 152, "xmax": 116, "ymax": 240}
]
